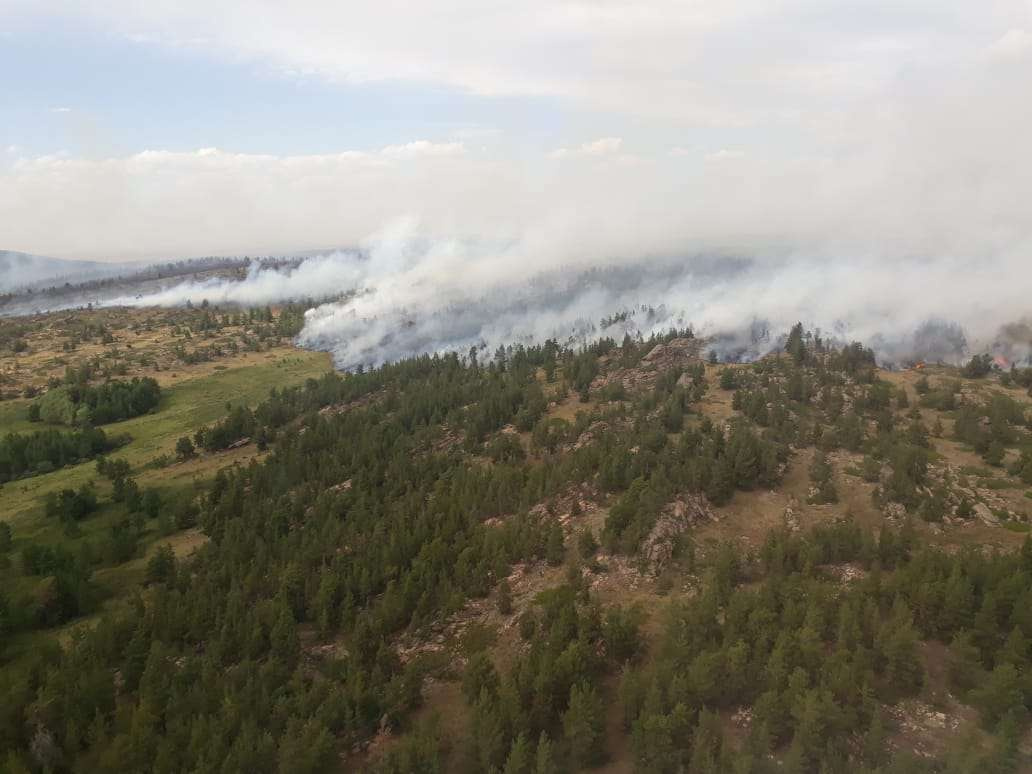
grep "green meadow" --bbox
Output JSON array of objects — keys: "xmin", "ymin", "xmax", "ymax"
[{"xmin": 0, "ymin": 349, "xmax": 333, "ymax": 655}]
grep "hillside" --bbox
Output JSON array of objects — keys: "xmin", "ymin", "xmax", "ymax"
[
  {"xmin": 2, "ymin": 318, "xmax": 1032, "ymax": 772},
  {"xmin": 0, "ymin": 251, "xmax": 134, "ymax": 294}
]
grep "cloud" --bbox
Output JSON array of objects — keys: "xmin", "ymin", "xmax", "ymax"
[
  {"xmin": 3, "ymin": 1, "xmax": 1032, "ymax": 368},
  {"xmin": 704, "ymin": 149, "xmax": 745, "ymax": 162},
  {"xmin": 989, "ymin": 29, "xmax": 1032, "ymax": 60},
  {"xmin": 11, "ymin": 1, "xmax": 1027, "ymax": 131},
  {"xmin": 0, "ymin": 142, "xmax": 493, "ymax": 260},
  {"xmin": 380, "ymin": 140, "xmax": 465, "ymax": 159},
  {"xmin": 549, "ymin": 137, "xmax": 623, "ymax": 159}
]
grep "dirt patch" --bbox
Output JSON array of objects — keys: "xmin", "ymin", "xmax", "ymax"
[{"xmin": 151, "ymin": 527, "xmax": 209, "ymax": 559}]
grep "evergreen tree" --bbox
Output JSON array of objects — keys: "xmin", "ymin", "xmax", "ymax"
[
  {"xmin": 503, "ymin": 733, "xmax": 532, "ymax": 774},
  {"xmin": 563, "ymin": 682, "xmax": 605, "ymax": 769},
  {"xmin": 534, "ymin": 733, "xmax": 557, "ymax": 774}
]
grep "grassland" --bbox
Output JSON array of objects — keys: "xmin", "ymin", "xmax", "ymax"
[
  {"xmin": 0, "ymin": 336, "xmax": 332, "ymax": 659},
  {"xmin": 1, "ymin": 347, "xmax": 331, "ymax": 529}
]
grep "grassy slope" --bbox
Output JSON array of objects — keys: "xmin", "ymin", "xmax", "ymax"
[
  {"xmin": 0, "ymin": 348, "xmax": 332, "ymax": 660},
  {"xmin": 1, "ymin": 349, "xmax": 331, "ymax": 530}
]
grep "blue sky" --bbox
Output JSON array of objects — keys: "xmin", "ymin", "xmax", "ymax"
[{"xmin": 0, "ymin": 20, "xmax": 583, "ymax": 159}]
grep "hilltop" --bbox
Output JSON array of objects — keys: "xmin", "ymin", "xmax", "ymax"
[
  {"xmin": 0, "ymin": 251, "xmax": 130, "ymax": 294},
  {"xmin": 1, "ymin": 314, "xmax": 1032, "ymax": 772}
]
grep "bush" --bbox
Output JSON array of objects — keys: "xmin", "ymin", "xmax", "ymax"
[
  {"xmin": 962, "ymin": 354, "xmax": 994, "ymax": 379},
  {"xmin": 496, "ymin": 579, "xmax": 513, "ymax": 615},
  {"xmin": 518, "ymin": 611, "xmax": 537, "ymax": 640},
  {"xmin": 578, "ymin": 529, "xmax": 598, "ymax": 559},
  {"xmin": 145, "ymin": 545, "xmax": 177, "ymax": 586},
  {"xmin": 175, "ymin": 436, "xmax": 196, "ymax": 460}
]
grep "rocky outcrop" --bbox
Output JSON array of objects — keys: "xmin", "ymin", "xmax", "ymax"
[
  {"xmin": 641, "ymin": 494, "xmax": 716, "ymax": 572},
  {"xmin": 591, "ymin": 337, "xmax": 704, "ymax": 394},
  {"xmin": 973, "ymin": 502, "xmax": 1000, "ymax": 526}
]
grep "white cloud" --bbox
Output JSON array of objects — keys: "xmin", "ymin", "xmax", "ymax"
[
  {"xmin": 579, "ymin": 137, "xmax": 622, "ymax": 155},
  {"xmin": 989, "ymin": 28, "xmax": 1032, "ymax": 60},
  {"xmin": 50, "ymin": 106, "xmax": 72, "ymax": 113},
  {"xmin": 380, "ymin": 140, "xmax": 465, "ymax": 159},
  {"xmin": 21, "ymin": 0, "xmax": 1025, "ymax": 128},
  {"xmin": 550, "ymin": 137, "xmax": 623, "ymax": 158},
  {"xmin": 704, "ymin": 149, "xmax": 745, "ymax": 162},
  {"xmin": 2, "ymin": 0, "xmax": 1031, "ymax": 289}
]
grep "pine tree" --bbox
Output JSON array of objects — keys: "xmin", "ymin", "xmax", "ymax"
[
  {"xmin": 971, "ymin": 662, "xmax": 1024, "ymax": 726},
  {"xmin": 563, "ymin": 682, "xmax": 605, "ymax": 769},
  {"xmin": 862, "ymin": 707, "xmax": 888, "ymax": 767},
  {"xmin": 785, "ymin": 323, "xmax": 807, "ymax": 364},
  {"xmin": 707, "ymin": 453, "xmax": 735, "ymax": 506},
  {"xmin": 497, "ymin": 579, "xmax": 514, "ymax": 615},
  {"xmin": 269, "ymin": 604, "xmax": 298, "ymax": 665},
  {"xmin": 474, "ymin": 689, "xmax": 509, "ymax": 772},
  {"xmin": 544, "ymin": 523, "xmax": 565, "ymax": 566},
  {"xmin": 999, "ymin": 626, "xmax": 1029, "ymax": 672},
  {"xmin": 503, "ymin": 733, "xmax": 532, "ymax": 774},
  {"xmin": 534, "ymin": 732, "xmax": 557, "ymax": 774}
]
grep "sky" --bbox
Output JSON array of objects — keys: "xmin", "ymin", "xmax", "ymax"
[
  {"xmin": 2, "ymin": 2, "xmax": 1030, "ymax": 364},
  {"xmin": 1, "ymin": 0, "xmax": 1028, "ymax": 264}
]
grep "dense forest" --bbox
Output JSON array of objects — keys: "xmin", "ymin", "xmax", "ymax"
[
  {"xmin": 0, "ymin": 426, "xmax": 123, "ymax": 483},
  {"xmin": 2, "ymin": 323, "xmax": 1032, "ymax": 772},
  {"xmin": 29, "ymin": 378, "xmax": 161, "ymax": 427}
]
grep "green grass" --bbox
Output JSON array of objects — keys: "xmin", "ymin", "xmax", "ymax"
[
  {"xmin": 0, "ymin": 349, "xmax": 332, "ymax": 665},
  {"xmin": 0, "ymin": 350, "xmax": 331, "ymax": 530},
  {"xmin": 959, "ymin": 465, "xmax": 993, "ymax": 477},
  {"xmin": 979, "ymin": 478, "xmax": 1019, "ymax": 490},
  {"xmin": 0, "ymin": 398, "xmax": 38, "ymax": 435}
]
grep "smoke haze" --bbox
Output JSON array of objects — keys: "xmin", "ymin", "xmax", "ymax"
[
  {"xmin": 7, "ymin": 1, "xmax": 1031, "ymax": 367},
  {"xmin": 103, "ymin": 217, "xmax": 1031, "ymax": 370}
]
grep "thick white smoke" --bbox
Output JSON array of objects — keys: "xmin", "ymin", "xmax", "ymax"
[
  {"xmin": 79, "ymin": 28, "xmax": 1032, "ymax": 368},
  {"xmin": 104, "ymin": 252, "xmax": 367, "ymax": 308},
  {"xmin": 105, "ymin": 216, "xmax": 1031, "ymax": 370}
]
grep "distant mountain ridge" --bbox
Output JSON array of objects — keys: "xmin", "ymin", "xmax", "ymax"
[{"xmin": 0, "ymin": 250, "xmax": 136, "ymax": 292}]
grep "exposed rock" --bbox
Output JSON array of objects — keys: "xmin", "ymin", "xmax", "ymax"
[
  {"xmin": 974, "ymin": 503, "xmax": 1000, "ymax": 526},
  {"xmin": 731, "ymin": 707, "xmax": 754, "ymax": 729},
  {"xmin": 887, "ymin": 699, "xmax": 962, "ymax": 759},
  {"xmin": 431, "ymin": 426, "xmax": 464, "ymax": 453},
  {"xmin": 883, "ymin": 502, "xmax": 907, "ymax": 523},
  {"xmin": 590, "ymin": 337, "xmax": 703, "ymax": 394},
  {"xmin": 641, "ymin": 337, "xmax": 703, "ymax": 369},
  {"xmin": 527, "ymin": 482, "xmax": 601, "ymax": 527},
  {"xmin": 783, "ymin": 500, "xmax": 800, "ymax": 532},
  {"xmin": 641, "ymin": 494, "xmax": 716, "ymax": 572},
  {"xmin": 827, "ymin": 563, "xmax": 866, "ymax": 585},
  {"xmin": 571, "ymin": 420, "xmax": 610, "ymax": 451}
]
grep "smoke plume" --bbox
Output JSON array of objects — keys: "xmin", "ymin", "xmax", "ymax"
[{"xmin": 102, "ymin": 216, "xmax": 1031, "ymax": 371}]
